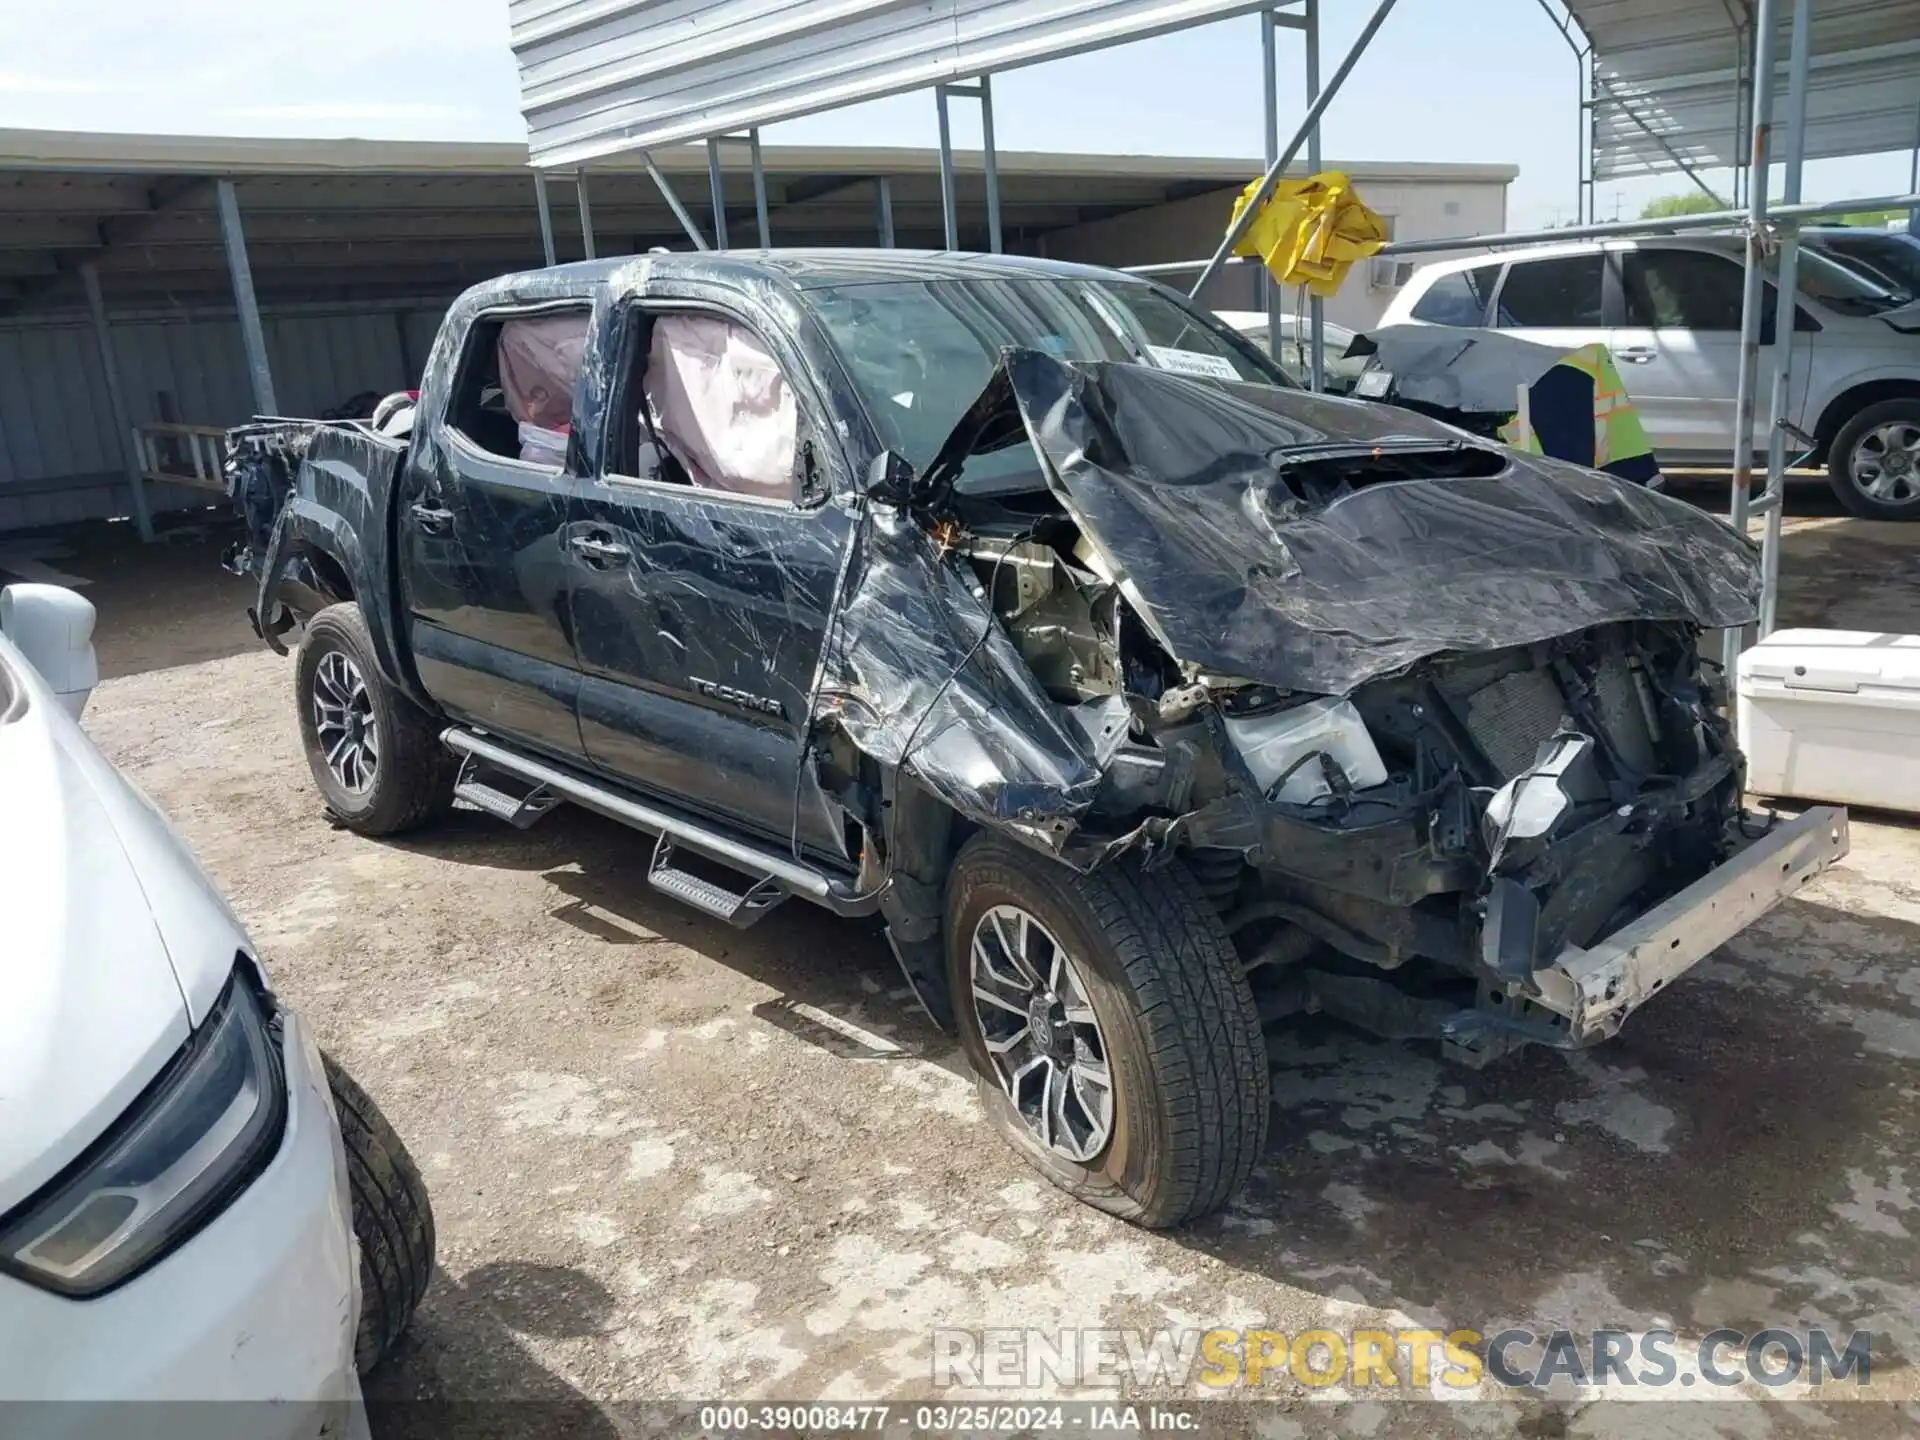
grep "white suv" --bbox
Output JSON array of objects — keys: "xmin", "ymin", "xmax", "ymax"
[
  {"xmin": 0, "ymin": 584, "xmax": 431, "ymax": 1431},
  {"xmin": 1381, "ymin": 235, "xmax": 1920, "ymax": 520}
]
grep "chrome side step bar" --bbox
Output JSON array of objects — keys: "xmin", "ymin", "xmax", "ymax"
[
  {"xmin": 441, "ymin": 728, "xmax": 880, "ymax": 918},
  {"xmin": 648, "ymin": 833, "xmax": 790, "ymax": 928},
  {"xmin": 453, "ymin": 752, "xmax": 562, "ymax": 829}
]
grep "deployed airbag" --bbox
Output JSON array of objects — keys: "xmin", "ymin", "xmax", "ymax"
[
  {"xmin": 498, "ymin": 313, "xmax": 589, "ymax": 465},
  {"xmin": 645, "ymin": 315, "xmax": 797, "ymax": 501}
]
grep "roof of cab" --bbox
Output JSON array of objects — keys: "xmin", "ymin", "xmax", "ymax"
[{"xmin": 493, "ymin": 248, "xmax": 1153, "ymax": 295}]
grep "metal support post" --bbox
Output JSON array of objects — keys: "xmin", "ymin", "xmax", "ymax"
[
  {"xmin": 1304, "ymin": 0, "xmax": 1324, "ymax": 391},
  {"xmin": 749, "ymin": 129, "xmax": 770, "ymax": 248},
  {"xmin": 935, "ymin": 86, "xmax": 959, "ymax": 250},
  {"xmin": 1530, "ymin": 0, "xmax": 1592, "ymax": 223},
  {"xmin": 79, "ymin": 262, "xmax": 152, "ymax": 542},
  {"xmin": 1758, "ymin": 0, "xmax": 1813, "ymax": 639},
  {"xmin": 1723, "ymin": 0, "xmax": 1778, "ymax": 675},
  {"xmin": 641, "ymin": 153, "xmax": 711, "ymax": 250},
  {"xmin": 876, "ymin": 176, "xmax": 896, "ymax": 247},
  {"xmin": 706, "ymin": 138, "xmax": 729, "ymax": 249},
  {"xmin": 1909, "ymin": 100, "xmax": 1920, "ymax": 234},
  {"xmin": 1260, "ymin": 9, "xmax": 1283, "ymax": 365},
  {"xmin": 979, "ymin": 76, "xmax": 1003, "ymax": 253},
  {"xmin": 215, "ymin": 179, "xmax": 278, "ymax": 417},
  {"xmin": 575, "ymin": 171, "xmax": 596, "ymax": 259},
  {"xmin": 393, "ymin": 309, "xmax": 416, "ymax": 384},
  {"xmin": 1730, "ymin": 17, "xmax": 1751, "ymax": 207},
  {"xmin": 1579, "ymin": 48, "xmax": 1595, "ymax": 224},
  {"xmin": 1189, "ymin": 0, "xmax": 1400, "ymax": 300},
  {"xmin": 533, "ymin": 171, "xmax": 557, "ymax": 266}
]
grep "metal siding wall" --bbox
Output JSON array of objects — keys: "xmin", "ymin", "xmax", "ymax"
[
  {"xmin": 514, "ymin": 0, "xmax": 1273, "ymax": 165},
  {"xmin": 0, "ymin": 302, "xmax": 451, "ymax": 534}
]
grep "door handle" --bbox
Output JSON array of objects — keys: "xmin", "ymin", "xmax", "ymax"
[
  {"xmin": 1613, "ymin": 346, "xmax": 1657, "ymax": 364},
  {"xmin": 568, "ymin": 534, "xmax": 632, "ymax": 566},
  {"xmin": 409, "ymin": 502, "xmax": 455, "ymax": 532}
]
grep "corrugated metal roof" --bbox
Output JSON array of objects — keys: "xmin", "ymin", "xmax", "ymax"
[
  {"xmin": 0, "ymin": 129, "xmax": 1516, "ymax": 186},
  {"xmin": 511, "ymin": 0, "xmax": 1278, "ymax": 168},
  {"xmin": 0, "ymin": 130, "xmax": 1512, "ymax": 315},
  {"xmin": 1568, "ymin": 0, "xmax": 1920, "ymax": 182}
]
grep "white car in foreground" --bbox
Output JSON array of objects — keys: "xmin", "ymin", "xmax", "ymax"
[{"xmin": 0, "ymin": 584, "xmax": 431, "ymax": 1436}]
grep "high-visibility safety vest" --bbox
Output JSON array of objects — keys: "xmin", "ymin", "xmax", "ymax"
[{"xmin": 1499, "ymin": 343, "xmax": 1661, "ymax": 486}]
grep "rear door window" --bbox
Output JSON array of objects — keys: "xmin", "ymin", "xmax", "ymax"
[
  {"xmin": 448, "ymin": 309, "xmax": 591, "ymax": 467},
  {"xmin": 1494, "ymin": 255, "xmax": 1605, "ymax": 328},
  {"xmin": 1409, "ymin": 264, "xmax": 1500, "ymax": 325},
  {"xmin": 1621, "ymin": 250, "xmax": 1746, "ymax": 330}
]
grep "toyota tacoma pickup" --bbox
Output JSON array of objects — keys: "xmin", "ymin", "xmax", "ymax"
[{"xmin": 224, "ymin": 251, "xmax": 1848, "ymax": 1227}]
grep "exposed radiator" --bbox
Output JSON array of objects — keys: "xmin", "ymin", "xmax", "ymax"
[
  {"xmin": 1462, "ymin": 667, "xmax": 1569, "ymax": 779},
  {"xmin": 1460, "ymin": 655, "xmax": 1664, "ymax": 780}
]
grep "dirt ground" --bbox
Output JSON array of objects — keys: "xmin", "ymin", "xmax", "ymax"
[{"xmin": 17, "ymin": 486, "xmax": 1920, "ymax": 1435}]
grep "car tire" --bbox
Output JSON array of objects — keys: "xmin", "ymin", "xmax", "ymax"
[
  {"xmin": 295, "ymin": 602, "xmax": 456, "ymax": 835},
  {"xmin": 323, "ymin": 1053, "xmax": 436, "ymax": 1374},
  {"xmin": 1827, "ymin": 398, "xmax": 1920, "ymax": 520},
  {"xmin": 944, "ymin": 834, "xmax": 1268, "ymax": 1228}
]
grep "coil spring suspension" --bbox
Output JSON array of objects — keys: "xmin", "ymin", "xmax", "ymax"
[{"xmin": 1185, "ymin": 848, "xmax": 1245, "ymax": 914}]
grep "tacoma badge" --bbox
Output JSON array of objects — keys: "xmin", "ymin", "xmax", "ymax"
[{"xmin": 690, "ymin": 676, "xmax": 785, "ymax": 718}]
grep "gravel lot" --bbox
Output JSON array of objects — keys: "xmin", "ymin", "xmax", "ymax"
[{"xmin": 21, "ymin": 494, "xmax": 1920, "ymax": 1435}]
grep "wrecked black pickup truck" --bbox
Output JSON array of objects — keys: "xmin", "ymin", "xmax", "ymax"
[{"xmin": 225, "ymin": 251, "xmax": 1849, "ymax": 1227}]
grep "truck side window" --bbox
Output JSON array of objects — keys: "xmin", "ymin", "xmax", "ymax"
[
  {"xmin": 446, "ymin": 308, "xmax": 591, "ymax": 467},
  {"xmin": 614, "ymin": 309, "xmax": 801, "ymax": 504}
]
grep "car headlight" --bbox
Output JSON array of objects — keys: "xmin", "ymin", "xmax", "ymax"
[{"xmin": 0, "ymin": 972, "xmax": 287, "ymax": 1298}]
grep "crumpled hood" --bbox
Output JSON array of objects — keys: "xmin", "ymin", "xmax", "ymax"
[
  {"xmin": 0, "ymin": 639, "xmax": 248, "ymax": 1214},
  {"xmin": 927, "ymin": 350, "xmax": 1760, "ymax": 694}
]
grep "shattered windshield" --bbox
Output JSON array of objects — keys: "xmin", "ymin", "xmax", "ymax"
[{"xmin": 805, "ymin": 276, "xmax": 1290, "ymax": 483}]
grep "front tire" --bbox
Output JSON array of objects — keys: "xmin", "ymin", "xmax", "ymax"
[
  {"xmin": 323, "ymin": 1055, "xmax": 435, "ymax": 1374},
  {"xmin": 295, "ymin": 603, "xmax": 456, "ymax": 835},
  {"xmin": 1827, "ymin": 399, "xmax": 1920, "ymax": 520},
  {"xmin": 944, "ymin": 835, "xmax": 1268, "ymax": 1227}
]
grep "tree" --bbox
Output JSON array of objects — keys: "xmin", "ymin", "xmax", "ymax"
[{"xmin": 1640, "ymin": 193, "xmax": 1726, "ymax": 220}]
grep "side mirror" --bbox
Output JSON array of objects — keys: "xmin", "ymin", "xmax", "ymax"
[
  {"xmin": 863, "ymin": 450, "xmax": 916, "ymax": 503},
  {"xmin": 0, "ymin": 584, "xmax": 99, "ymax": 719}
]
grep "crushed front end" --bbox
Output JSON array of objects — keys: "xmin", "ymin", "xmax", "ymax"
[{"xmin": 824, "ymin": 350, "xmax": 1848, "ymax": 1059}]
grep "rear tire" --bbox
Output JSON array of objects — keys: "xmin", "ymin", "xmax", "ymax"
[
  {"xmin": 324, "ymin": 1054, "xmax": 436, "ymax": 1374},
  {"xmin": 944, "ymin": 834, "xmax": 1268, "ymax": 1227},
  {"xmin": 295, "ymin": 603, "xmax": 456, "ymax": 835},
  {"xmin": 1827, "ymin": 398, "xmax": 1920, "ymax": 520}
]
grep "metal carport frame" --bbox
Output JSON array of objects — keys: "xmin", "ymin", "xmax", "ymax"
[{"xmin": 501, "ymin": 0, "xmax": 1919, "ymax": 663}]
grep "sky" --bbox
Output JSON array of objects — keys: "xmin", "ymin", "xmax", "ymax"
[{"xmin": 1, "ymin": 0, "xmax": 1913, "ymax": 231}]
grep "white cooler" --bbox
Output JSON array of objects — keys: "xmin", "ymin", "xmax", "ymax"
[{"xmin": 1736, "ymin": 629, "xmax": 1920, "ymax": 814}]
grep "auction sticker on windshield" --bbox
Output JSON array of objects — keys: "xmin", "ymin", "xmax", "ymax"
[{"xmin": 1145, "ymin": 346, "xmax": 1240, "ymax": 379}]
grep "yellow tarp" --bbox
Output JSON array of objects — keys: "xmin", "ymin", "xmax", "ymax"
[{"xmin": 1228, "ymin": 170, "xmax": 1389, "ymax": 298}]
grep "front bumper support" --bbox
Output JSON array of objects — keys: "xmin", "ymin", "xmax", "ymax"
[{"xmin": 1527, "ymin": 806, "xmax": 1849, "ymax": 1045}]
